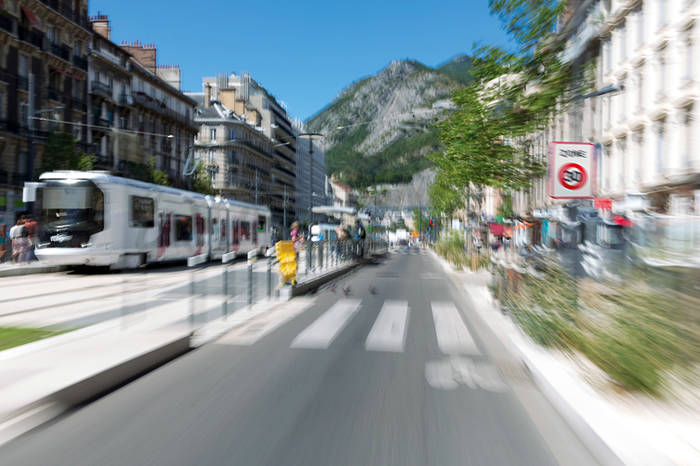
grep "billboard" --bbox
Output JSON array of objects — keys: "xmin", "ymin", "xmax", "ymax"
[{"xmin": 548, "ymin": 142, "xmax": 595, "ymax": 199}]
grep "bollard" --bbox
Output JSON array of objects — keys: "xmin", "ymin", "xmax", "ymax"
[
  {"xmin": 222, "ymin": 263, "xmax": 228, "ymax": 318},
  {"xmin": 319, "ymin": 241, "xmax": 323, "ymax": 270},
  {"xmin": 190, "ymin": 268, "xmax": 196, "ymax": 328},
  {"xmin": 306, "ymin": 244, "xmax": 312, "ymax": 275},
  {"xmin": 247, "ymin": 262, "xmax": 253, "ymax": 306},
  {"xmin": 267, "ymin": 256, "xmax": 272, "ymax": 298}
]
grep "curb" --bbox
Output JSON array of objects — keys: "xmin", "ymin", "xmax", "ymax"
[
  {"xmin": 0, "ymin": 265, "xmax": 66, "ymax": 277},
  {"xmin": 292, "ymin": 262, "xmax": 360, "ymax": 296}
]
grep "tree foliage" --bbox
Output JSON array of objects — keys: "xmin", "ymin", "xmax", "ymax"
[
  {"xmin": 42, "ymin": 131, "xmax": 98, "ymax": 174},
  {"xmin": 428, "ymin": 170, "xmax": 463, "ymax": 217},
  {"xmin": 192, "ymin": 161, "xmax": 215, "ymax": 195},
  {"xmin": 428, "ymin": 0, "xmax": 582, "ymax": 216}
]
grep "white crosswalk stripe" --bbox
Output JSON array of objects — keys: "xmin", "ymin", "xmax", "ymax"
[
  {"xmin": 365, "ymin": 300, "xmax": 409, "ymax": 352},
  {"xmin": 430, "ymin": 301, "xmax": 480, "ymax": 355},
  {"xmin": 291, "ymin": 299, "xmax": 362, "ymax": 349}
]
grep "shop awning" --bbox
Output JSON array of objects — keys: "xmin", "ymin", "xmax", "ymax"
[{"xmin": 21, "ymin": 6, "xmax": 40, "ymax": 27}]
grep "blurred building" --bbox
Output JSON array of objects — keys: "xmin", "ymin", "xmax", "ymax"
[
  {"xmin": 514, "ymin": 0, "xmax": 699, "ymax": 217},
  {"xmin": 293, "ymin": 122, "xmax": 329, "ymax": 225},
  {"xmin": 187, "ymin": 94, "xmax": 274, "ymax": 211},
  {"xmin": 0, "ymin": 0, "xmax": 91, "ymax": 221},
  {"xmin": 193, "ymin": 73, "xmax": 297, "ymax": 230},
  {"xmin": 86, "ymin": 14, "xmax": 197, "ymax": 186}
]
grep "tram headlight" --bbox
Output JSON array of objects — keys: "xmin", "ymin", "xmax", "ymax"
[{"xmin": 81, "ymin": 242, "xmax": 93, "ymax": 248}]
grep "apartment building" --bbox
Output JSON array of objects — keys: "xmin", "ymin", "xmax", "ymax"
[
  {"xmin": 189, "ymin": 94, "xmax": 274, "ymax": 211},
  {"xmin": 199, "ymin": 73, "xmax": 297, "ymax": 228},
  {"xmin": 517, "ymin": 0, "xmax": 698, "ymax": 217},
  {"xmin": 87, "ymin": 15, "xmax": 197, "ymax": 186},
  {"xmin": 294, "ymin": 122, "xmax": 329, "ymax": 225},
  {"xmin": 0, "ymin": 0, "xmax": 91, "ymax": 221}
]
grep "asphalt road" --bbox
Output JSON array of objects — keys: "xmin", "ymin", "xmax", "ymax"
[{"xmin": 0, "ymin": 248, "xmax": 598, "ymax": 465}]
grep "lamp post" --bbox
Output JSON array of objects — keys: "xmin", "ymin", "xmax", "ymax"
[{"xmin": 297, "ymin": 132, "xmax": 323, "ymax": 229}]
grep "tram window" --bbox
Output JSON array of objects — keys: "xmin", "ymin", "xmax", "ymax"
[
  {"xmin": 130, "ymin": 196, "xmax": 154, "ymax": 228},
  {"xmin": 257, "ymin": 216, "xmax": 266, "ymax": 232},
  {"xmin": 241, "ymin": 221, "xmax": 251, "ymax": 241},
  {"xmin": 175, "ymin": 215, "xmax": 192, "ymax": 241},
  {"xmin": 232, "ymin": 219, "xmax": 239, "ymax": 245},
  {"xmin": 221, "ymin": 218, "xmax": 226, "ymax": 240}
]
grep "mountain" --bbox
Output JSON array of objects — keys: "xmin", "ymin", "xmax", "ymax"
[{"xmin": 306, "ymin": 56, "xmax": 472, "ymax": 189}]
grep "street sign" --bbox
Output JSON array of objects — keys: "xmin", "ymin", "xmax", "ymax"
[{"xmin": 548, "ymin": 142, "xmax": 595, "ymax": 199}]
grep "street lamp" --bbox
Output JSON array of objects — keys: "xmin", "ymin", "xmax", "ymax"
[{"xmin": 297, "ymin": 132, "xmax": 324, "ymax": 228}]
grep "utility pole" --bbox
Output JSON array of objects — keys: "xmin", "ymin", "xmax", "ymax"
[
  {"xmin": 283, "ymin": 185, "xmax": 288, "ymax": 239},
  {"xmin": 308, "ymin": 138, "xmax": 313, "ymax": 228}
]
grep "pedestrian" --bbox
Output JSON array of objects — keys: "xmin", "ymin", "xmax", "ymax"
[
  {"xmin": 10, "ymin": 218, "xmax": 28, "ymax": 264},
  {"xmin": 290, "ymin": 221, "xmax": 302, "ymax": 251},
  {"xmin": 0, "ymin": 223, "xmax": 7, "ymax": 263},
  {"xmin": 23, "ymin": 215, "xmax": 38, "ymax": 262}
]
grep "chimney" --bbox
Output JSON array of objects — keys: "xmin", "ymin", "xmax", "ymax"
[
  {"xmin": 204, "ymin": 84, "xmax": 211, "ymax": 108},
  {"xmin": 122, "ymin": 41, "xmax": 157, "ymax": 73},
  {"xmin": 90, "ymin": 12, "xmax": 110, "ymax": 40}
]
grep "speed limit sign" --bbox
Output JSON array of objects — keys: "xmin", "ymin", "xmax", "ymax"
[{"xmin": 549, "ymin": 142, "xmax": 595, "ymax": 198}]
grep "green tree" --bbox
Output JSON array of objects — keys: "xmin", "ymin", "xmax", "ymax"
[
  {"xmin": 191, "ymin": 161, "xmax": 215, "ymax": 195},
  {"xmin": 428, "ymin": 170, "xmax": 464, "ymax": 217},
  {"xmin": 147, "ymin": 157, "xmax": 170, "ymax": 186},
  {"xmin": 42, "ymin": 131, "xmax": 98, "ymax": 174}
]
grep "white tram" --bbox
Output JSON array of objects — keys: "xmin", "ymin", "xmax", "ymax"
[{"xmin": 31, "ymin": 171, "xmax": 271, "ymax": 269}]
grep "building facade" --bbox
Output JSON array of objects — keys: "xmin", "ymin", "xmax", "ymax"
[
  {"xmin": 1, "ymin": 0, "xmax": 90, "ymax": 222},
  {"xmin": 516, "ymin": 0, "xmax": 699, "ymax": 217},
  {"xmin": 197, "ymin": 73, "xmax": 297, "ymax": 229},
  {"xmin": 294, "ymin": 123, "xmax": 329, "ymax": 225},
  {"xmin": 190, "ymin": 98, "xmax": 275, "ymax": 211},
  {"xmin": 87, "ymin": 15, "xmax": 197, "ymax": 186}
]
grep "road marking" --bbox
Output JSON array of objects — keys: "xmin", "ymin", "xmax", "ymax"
[
  {"xmin": 365, "ymin": 300, "xmax": 409, "ymax": 352},
  {"xmin": 425, "ymin": 356, "xmax": 508, "ymax": 392},
  {"xmin": 431, "ymin": 301, "xmax": 480, "ymax": 355},
  {"xmin": 290, "ymin": 299, "xmax": 362, "ymax": 349},
  {"xmin": 218, "ymin": 299, "xmax": 315, "ymax": 345},
  {"xmin": 420, "ymin": 272, "xmax": 442, "ymax": 280}
]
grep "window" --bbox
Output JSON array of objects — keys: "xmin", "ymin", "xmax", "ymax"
[
  {"xmin": 241, "ymin": 221, "xmax": 250, "ymax": 241},
  {"xmin": 685, "ymin": 31, "xmax": 693, "ymax": 81},
  {"xmin": 175, "ymin": 215, "xmax": 192, "ymax": 241},
  {"xmin": 0, "ymin": 89, "xmax": 4, "ymax": 119},
  {"xmin": 130, "ymin": 196, "xmax": 155, "ymax": 227},
  {"xmin": 637, "ymin": 7, "xmax": 644, "ymax": 48},
  {"xmin": 232, "ymin": 219, "xmax": 239, "ymax": 245},
  {"xmin": 210, "ymin": 128, "xmax": 216, "ymax": 142},
  {"xmin": 657, "ymin": 121, "xmax": 665, "ymax": 173},
  {"xmin": 221, "ymin": 217, "xmax": 226, "ymax": 240},
  {"xmin": 658, "ymin": 0, "xmax": 665, "ymax": 29},
  {"xmin": 619, "ymin": 22, "xmax": 626, "ymax": 62},
  {"xmin": 638, "ymin": 72, "xmax": 643, "ymax": 109},
  {"xmin": 20, "ymin": 102, "xmax": 28, "ymax": 126},
  {"xmin": 229, "ymin": 128, "xmax": 235, "ymax": 140},
  {"xmin": 18, "ymin": 54, "xmax": 28, "ymax": 77},
  {"xmin": 684, "ymin": 106, "xmax": 693, "ymax": 167},
  {"xmin": 257, "ymin": 215, "xmax": 266, "ymax": 232}
]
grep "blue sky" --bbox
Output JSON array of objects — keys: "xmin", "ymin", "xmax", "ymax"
[{"xmin": 89, "ymin": 0, "xmax": 511, "ymax": 120}]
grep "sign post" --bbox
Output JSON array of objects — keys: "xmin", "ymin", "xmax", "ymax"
[{"xmin": 548, "ymin": 142, "xmax": 595, "ymax": 199}]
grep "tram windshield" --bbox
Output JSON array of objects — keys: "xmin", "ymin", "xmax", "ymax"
[{"xmin": 37, "ymin": 180, "xmax": 105, "ymax": 247}]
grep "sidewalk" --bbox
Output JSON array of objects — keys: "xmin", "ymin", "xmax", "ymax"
[{"xmin": 430, "ymin": 250, "xmax": 700, "ymax": 466}]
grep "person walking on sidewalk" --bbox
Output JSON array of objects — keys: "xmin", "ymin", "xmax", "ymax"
[{"xmin": 23, "ymin": 215, "xmax": 38, "ymax": 262}]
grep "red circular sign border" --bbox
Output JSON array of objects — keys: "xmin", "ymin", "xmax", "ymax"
[{"xmin": 558, "ymin": 163, "xmax": 587, "ymax": 190}]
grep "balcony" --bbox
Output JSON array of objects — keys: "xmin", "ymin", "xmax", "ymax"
[
  {"xmin": 18, "ymin": 26, "xmax": 44, "ymax": 50},
  {"xmin": 73, "ymin": 55, "xmax": 87, "ymax": 70},
  {"xmin": 50, "ymin": 42, "xmax": 71, "ymax": 62},
  {"xmin": 91, "ymin": 81, "xmax": 113, "ymax": 100}
]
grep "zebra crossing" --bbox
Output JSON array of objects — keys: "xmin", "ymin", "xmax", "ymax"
[{"xmin": 223, "ymin": 297, "xmax": 480, "ymax": 356}]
